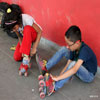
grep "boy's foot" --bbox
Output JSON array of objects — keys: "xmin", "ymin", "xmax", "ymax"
[
  {"xmin": 39, "ymin": 73, "xmax": 55, "ymax": 99},
  {"xmin": 36, "ymin": 54, "xmax": 48, "ymax": 76},
  {"xmin": 45, "ymin": 73, "xmax": 55, "ymax": 96}
]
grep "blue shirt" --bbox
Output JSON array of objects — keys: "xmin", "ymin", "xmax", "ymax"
[{"xmin": 70, "ymin": 42, "xmax": 97, "ymax": 75}]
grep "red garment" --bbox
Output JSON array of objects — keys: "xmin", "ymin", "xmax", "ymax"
[
  {"xmin": 19, "ymin": 63, "xmax": 28, "ymax": 71},
  {"xmin": 14, "ymin": 25, "xmax": 37, "ymax": 61}
]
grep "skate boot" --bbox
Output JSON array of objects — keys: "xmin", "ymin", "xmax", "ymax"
[
  {"xmin": 19, "ymin": 55, "xmax": 30, "ymax": 76},
  {"xmin": 45, "ymin": 73, "xmax": 55, "ymax": 96},
  {"xmin": 36, "ymin": 53, "xmax": 48, "ymax": 76},
  {"xmin": 19, "ymin": 64, "xmax": 28, "ymax": 76},
  {"xmin": 38, "ymin": 73, "xmax": 55, "ymax": 99}
]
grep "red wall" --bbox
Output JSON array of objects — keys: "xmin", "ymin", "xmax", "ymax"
[{"xmin": 1, "ymin": 0, "xmax": 100, "ymax": 66}]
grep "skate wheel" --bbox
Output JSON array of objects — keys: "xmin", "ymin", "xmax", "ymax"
[
  {"xmin": 38, "ymin": 75, "xmax": 44, "ymax": 80},
  {"xmin": 39, "ymin": 80, "xmax": 45, "ymax": 87},
  {"xmin": 39, "ymin": 87, "xmax": 43, "ymax": 92},
  {"xmin": 24, "ymin": 72, "xmax": 28, "ymax": 77},
  {"xmin": 40, "ymin": 92, "xmax": 45, "ymax": 99},
  {"xmin": 19, "ymin": 71, "xmax": 22, "ymax": 76}
]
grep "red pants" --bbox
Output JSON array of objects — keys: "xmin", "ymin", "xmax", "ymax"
[{"xmin": 14, "ymin": 25, "xmax": 37, "ymax": 61}]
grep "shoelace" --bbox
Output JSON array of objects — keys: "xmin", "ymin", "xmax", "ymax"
[
  {"xmin": 42, "ymin": 60, "xmax": 47, "ymax": 66},
  {"xmin": 38, "ymin": 56, "xmax": 47, "ymax": 68}
]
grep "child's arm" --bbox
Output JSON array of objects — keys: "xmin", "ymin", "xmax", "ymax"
[
  {"xmin": 31, "ymin": 23, "xmax": 42, "ymax": 56},
  {"xmin": 15, "ymin": 31, "xmax": 22, "ymax": 45},
  {"xmin": 51, "ymin": 59, "xmax": 83, "ymax": 81},
  {"xmin": 60, "ymin": 59, "xmax": 72, "ymax": 75}
]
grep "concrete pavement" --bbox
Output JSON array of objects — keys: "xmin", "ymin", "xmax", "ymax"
[{"xmin": 0, "ymin": 28, "xmax": 100, "ymax": 100}]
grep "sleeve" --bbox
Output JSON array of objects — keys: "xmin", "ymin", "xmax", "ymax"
[
  {"xmin": 22, "ymin": 14, "xmax": 42, "ymax": 30},
  {"xmin": 78, "ymin": 46, "xmax": 92, "ymax": 62},
  {"xmin": 22, "ymin": 14, "xmax": 35, "ymax": 26}
]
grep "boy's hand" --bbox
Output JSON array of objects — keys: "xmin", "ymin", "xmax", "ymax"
[{"xmin": 50, "ymin": 74, "xmax": 59, "ymax": 81}]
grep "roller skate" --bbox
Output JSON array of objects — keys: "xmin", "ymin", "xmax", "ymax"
[
  {"xmin": 36, "ymin": 53, "xmax": 48, "ymax": 76},
  {"xmin": 19, "ymin": 63, "xmax": 28, "ymax": 76},
  {"xmin": 38, "ymin": 73, "xmax": 55, "ymax": 99},
  {"xmin": 19, "ymin": 55, "xmax": 30, "ymax": 76}
]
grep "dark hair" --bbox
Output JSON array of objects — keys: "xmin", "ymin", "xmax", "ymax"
[
  {"xmin": 4, "ymin": 4, "xmax": 22, "ymax": 30},
  {"xmin": 4, "ymin": 15, "xmax": 22, "ymax": 31},
  {"xmin": 4, "ymin": 4, "xmax": 22, "ymax": 21},
  {"xmin": 65, "ymin": 25, "xmax": 81, "ymax": 43},
  {"xmin": 11, "ymin": 4, "xmax": 22, "ymax": 15},
  {"xmin": 0, "ymin": 2, "xmax": 10, "ymax": 11}
]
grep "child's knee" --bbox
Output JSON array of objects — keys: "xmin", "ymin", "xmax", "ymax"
[
  {"xmin": 13, "ymin": 55, "xmax": 22, "ymax": 61},
  {"xmin": 59, "ymin": 46, "xmax": 68, "ymax": 52}
]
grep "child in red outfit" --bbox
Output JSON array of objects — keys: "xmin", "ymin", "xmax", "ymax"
[
  {"xmin": 5, "ymin": 14, "xmax": 42, "ymax": 76},
  {"xmin": 14, "ymin": 25, "xmax": 37, "ymax": 61}
]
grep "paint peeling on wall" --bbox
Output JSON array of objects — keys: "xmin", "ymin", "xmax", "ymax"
[
  {"xmin": 12, "ymin": 0, "xmax": 19, "ymax": 4},
  {"xmin": 66, "ymin": 16, "xmax": 72, "ymax": 25}
]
